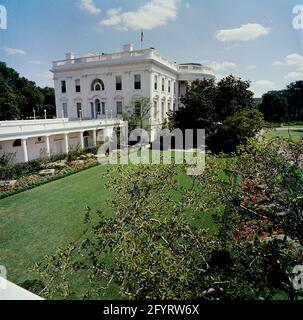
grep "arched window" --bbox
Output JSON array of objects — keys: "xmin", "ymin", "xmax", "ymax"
[
  {"xmin": 91, "ymin": 79, "xmax": 105, "ymax": 91},
  {"xmin": 83, "ymin": 131, "xmax": 90, "ymax": 137},
  {"xmin": 13, "ymin": 139, "xmax": 21, "ymax": 147}
]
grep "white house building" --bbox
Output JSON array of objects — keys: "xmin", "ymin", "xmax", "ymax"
[{"xmin": 0, "ymin": 44, "xmax": 214, "ymax": 163}]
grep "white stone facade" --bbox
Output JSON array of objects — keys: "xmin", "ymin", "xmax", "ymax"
[
  {"xmin": 0, "ymin": 44, "xmax": 214, "ymax": 164},
  {"xmin": 51, "ymin": 44, "xmax": 215, "ymax": 140}
]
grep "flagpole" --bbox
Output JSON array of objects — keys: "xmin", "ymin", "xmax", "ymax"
[{"xmin": 141, "ymin": 30, "xmax": 144, "ymax": 49}]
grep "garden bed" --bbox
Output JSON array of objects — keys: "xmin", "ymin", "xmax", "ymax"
[{"xmin": 0, "ymin": 153, "xmax": 100, "ymax": 200}]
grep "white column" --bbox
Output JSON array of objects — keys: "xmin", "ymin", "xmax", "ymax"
[
  {"xmin": 21, "ymin": 138, "xmax": 28, "ymax": 163},
  {"xmin": 80, "ymin": 132, "xmax": 84, "ymax": 149},
  {"xmin": 64, "ymin": 133, "xmax": 69, "ymax": 154},
  {"xmin": 45, "ymin": 135, "xmax": 51, "ymax": 157},
  {"xmin": 92, "ymin": 129, "xmax": 97, "ymax": 146}
]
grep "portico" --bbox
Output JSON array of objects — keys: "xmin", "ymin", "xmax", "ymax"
[{"xmin": 0, "ymin": 118, "xmax": 123, "ymax": 163}]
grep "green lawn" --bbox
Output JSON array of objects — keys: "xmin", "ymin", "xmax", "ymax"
[
  {"xmin": 0, "ymin": 157, "xmax": 218, "ymax": 299},
  {"xmin": 0, "ymin": 165, "xmax": 112, "ymax": 286},
  {"xmin": 264, "ymin": 128, "xmax": 303, "ymax": 141}
]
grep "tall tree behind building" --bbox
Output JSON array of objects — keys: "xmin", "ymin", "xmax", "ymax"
[{"xmin": 0, "ymin": 61, "xmax": 56, "ymax": 120}]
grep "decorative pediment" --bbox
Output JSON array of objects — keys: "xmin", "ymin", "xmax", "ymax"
[
  {"xmin": 114, "ymin": 95, "xmax": 124, "ymax": 101},
  {"xmin": 74, "ymin": 96, "xmax": 82, "ymax": 102},
  {"xmin": 89, "ymin": 95, "xmax": 107, "ymax": 101},
  {"xmin": 132, "ymin": 94, "xmax": 143, "ymax": 101}
]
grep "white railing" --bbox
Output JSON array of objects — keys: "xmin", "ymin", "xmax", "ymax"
[
  {"xmin": 0, "ymin": 118, "xmax": 123, "ymax": 138},
  {"xmin": 53, "ymin": 49, "xmax": 154, "ymax": 67},
  {"xmin": 52, "ymin": 48, "xmax": 179, "ymax": 72},
  {"xmin": 178, "ymin": 64, "xmax": 214, "ymax": 74},
  {"xmin": 0, "ymin": 119, "xmax": 69, "ymax": 127}
]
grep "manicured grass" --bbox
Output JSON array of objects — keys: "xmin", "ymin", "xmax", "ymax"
[
  {"xmin": 0, "ymin": 165, "xmax": 112, "ymax": 286},
  {"xmin": 264, "ymin": 128, "xmax": 303, "ymax": 141},
  {"xmin": 0, "ymin": 155, "xmax": 219, "ymax": 299}
]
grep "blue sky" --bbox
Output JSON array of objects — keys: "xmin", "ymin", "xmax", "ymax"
[{"xmin": 0, "ymin": 0, "xmax": 302, "ymax": 97}]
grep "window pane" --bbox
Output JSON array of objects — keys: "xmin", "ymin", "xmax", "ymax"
[
  {"xmin": 77, "ymin": 103, "xmax": 82, "ymax": 118},
  {"xmin": 117, "ymin": 101, "xmax": 123, "ymax": 115},
  {"xmin": 75, "ymin": 79, "xmax": 81, "ymax": 92},
  {"xmin": 134, "ymin": 75, "xmax": 141, "ymax": 90},
  {"xmin": 61, "ymin": 80, "xmax": 66, "ymax": 93},
  {"xmin": 116, "ymin": 76, "xmax": 122, "ymax": 90},
  {"xmin": 63, "ymin": 103, "xmax": 68, "ymax": 118},
  {"xmin": 154, "ymin": 101, "xmax": 157, "ymax": 118}
]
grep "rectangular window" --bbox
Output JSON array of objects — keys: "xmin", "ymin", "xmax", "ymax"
[
  {"xmin": 168, "ymin": 80, "xmax": 171, "ymax": 93},
  {"xmin": 154, "ymin": 101, "xmax": 157, "ymax": 119},
  {"xmin": 101, "ymin": 102, "xmax": 105, "ymax": 115},
  {"xmin": 134, "ymin": 74, "xmax": 141, "ymax": 90},
  {"xmin": 76, "ymin": 103, "xmax": 82, "ymax": 118},
  {"xmin": 161, "ymin": 102, "xmax": 165, "ymax": 119},
  {"xmin": 174, "ymin": 82, "xmax": 176, "ymax": 95},
  {"xmin": 61, "ymin": 80, "xmax": 66, "ymax": 93},
  {"xmin": 162, "ymin": 78, "xmax": 165, "ymax": 92},
  {"xmin": 116, "ymin": 76, "xmax": 122, "ymax": 91},
  {"xmin": 154, "ymin": 75, "xmax": 158, "ymax": 90},
  {"xmin": 116, "ymin": 101, "xmax": 123, "ymax": 115},
  {"xmin": 75, "ymin": 79, "xmax": 81, "ymax": 93},
  {"xmin": 63, "ymin": 103, "xmax": 68, "ymax": 118},
  {"xmin": 173, "ymin": 103, "xmax": 176, "ymax": 112},
  {"xmin": 135, "ymin": 101, "xmax": 141, "ymax": 116},
  {"xmin": 168, "ymin": 102, "xmax": 171, "ymax": 112}
]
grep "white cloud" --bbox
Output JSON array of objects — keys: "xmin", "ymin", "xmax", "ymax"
[
  {"xmin": 101, "ymin": 8, "xmax": 123, "ymax": 27},
  {"xmin": 100, "ymin": 0, "xmax": 178, "ymax": 31},
  {"xmin": 273, "ymin": 53, "xmax": 303, "ymax": 81},
  {"xmin": 207, "ymin": 61, "xmax": 237, "ymax": 72},
  {"xmin": 255, "ymin": 80, "xmax": 275, "ymax": 87},
  {"xmin": 80, "ymin": 0, "xmax": 101, "ymax": 15},
  {"xmin": 285, "ymin": 53, "xmax": 303, "ymax": 70},
  {"xmin": 2, "ymin": 47, "xmax": 27, "ymax": 55},
  {"xmin": 185, "ymin": 2, "xmax": 191, "ymax": 9},
  {"xmin": 284, "ymin": 71, "xmax": 303, "ymax": 81},
  {"xmin": 216, "ymin": 23, "xmax": 271, "ymax": 42},
  {"xmin": 248, "ymin": 65, "xmax": 257, "ymax": 69}
]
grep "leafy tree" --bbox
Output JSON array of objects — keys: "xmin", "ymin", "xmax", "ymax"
[
  {"xmin": 168, "ymin": 81, "xmax": 217, "ymax": 136},
  {"xmin": 0, "ymin": 61, "xmax": 56, "ymax": 119},
  {"xmin": 0, "ymin": 77, "xmax": 20, "ymax": 120},
  {"xmin": 260, "ymin": 81, "xmax": 303, "ymax": 123},
  {"xmin": 33, "ymin": 138, "xmax": 303, "ymax": 300},
  {"xmin": 215, "ymin": 75, "xmax": 254, "ymax": 118},
  {"xmin": 260, "ymin": 91, "xmax": 289, "ymax": 123},
  {"xmin": 210, "ymin": 109, "xmax": 265, "ymax": 153},
  {"xmin": 286, "ymin": 81, "xmax": 303, "ymax": 121},
  {"xmin": 123, "ymin": 97, "xmax": 152, "ymax": 136},
  {"xmin": 169, "ymin": 75, "xmax": 258, "ymax": 153}
]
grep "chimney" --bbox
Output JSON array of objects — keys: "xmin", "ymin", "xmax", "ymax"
[
  {"xmin": 122, "ymin": 44, "xmax": 133, "ymax": 52},
  {"xmin": 65, "ymin": 52, "xmax": 74, "ymax": 60}
]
